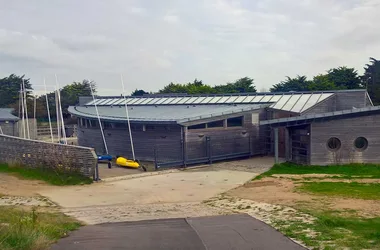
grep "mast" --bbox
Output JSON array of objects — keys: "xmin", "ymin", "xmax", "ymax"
[
  {"xmin": 22, "ymin": 79, "xmax": 30, "ymax": 139},
  {"xmin": 55, "ymin": 90, "xmax": 61, "ymax": 141},
  {"xmin": 120, "ymin": 74, "xmax": 136, "ymax": 161},
  {"xmin": 44, "ymin": 78, "xmax": 54, "ymax": 142},
  {"xmin": 55, "ymin": 74, "xmax": 67, "ymax": 144},
  {"xmin": 90, "ymin": 81, "xmax": 108, "ymax": 155},
  {"xmin": 20, "ymin": 84, "xmax": 26, "ymax": 138}
]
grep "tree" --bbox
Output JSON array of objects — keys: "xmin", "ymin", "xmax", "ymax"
[
  {"xmin": 159, "ymin": 79, "xmax": 216, "ymax": 94},
  {"xmin": 0, "ymin": 74, "xmax": 32, "ymax": 108},
  {"xmin": 270, "ymin": 75, "xmax": 311, "ymax": 92},
  {"xmin": 308, "ymin": 74, "xmax": 341, "ymax": 91},
  {"xmin": 327, "ymin": 66, "xmax": 362, "ymax": 89},
  {"xmin": 362, "ymin": 57, "xmax": 380, "ymax": 105},
  {"xmin": 214, "ymin": 77, "xmax": 256, "ymax": 93},
  {"xmin": 131, "ymin": 89, "xmax": 149, "ymax": 96}
]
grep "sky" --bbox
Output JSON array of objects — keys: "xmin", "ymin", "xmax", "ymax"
[{"xmin": 0, "ymin": 0, "xmax": 379, "ymax": 95}]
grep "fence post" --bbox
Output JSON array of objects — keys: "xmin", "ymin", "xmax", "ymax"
[
  {"xmin": 206, "ymin": 137, "xmax": 212, "ymax": 164},
  {"xmin": 249, "ymin": 135, "xmax": 252, "ymax": 156},
  {"xmin": 154, "ymin": 144, "xmax": 158, "ymax": 170},
  {"xmin": 181, "ymin": 139, "xmax": 185, "ymax": 168}
]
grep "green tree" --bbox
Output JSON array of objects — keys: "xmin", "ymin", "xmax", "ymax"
[
  {"xmin": 362, "ymin": 57, "xmax": 380, "ymax": 105},
  {"xmin": 131, "ymin": 89, "xmax": 149, "ymax": 96},
  {"xmin": 214, "ymin": 77, "xmax": 256, "ymax": 93},
  {"xmin": 327, "ymin": 66, "xmax": 362, "ymax": 89},
  {"xmin": 270, "ymin": 75, "xmax": 311, "ymax": 92},
  {"xmin": 0, "ymin": 74, "xmax": 32, "ymax": 108},
  {"xmin": 308, "ymin": 74, "xmax": 341, "ymax": 91},
  {"xmin": 159, "ymin": 79, "xmax": 216, "ymax": 94}
]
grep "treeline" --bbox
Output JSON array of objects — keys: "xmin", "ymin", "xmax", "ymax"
[
  {"xmin": 132, "ymin": 57, "xmax": 380, "ymax": 105},
  {"xmin": 1, "ymin": 57, "xmax": 379, "ymax": 120},
  {"xmin": 0, "ymin": 75, "xmax": 95, "ymax": 120}
]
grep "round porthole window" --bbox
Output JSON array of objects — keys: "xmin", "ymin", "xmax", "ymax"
[
  {"xmin": 354, "ymin": 137, "xmax": 368, "ymax": 151},
  {"xmin": 327, "ymin": 137, "xmax": 341, "ymax": 151}
]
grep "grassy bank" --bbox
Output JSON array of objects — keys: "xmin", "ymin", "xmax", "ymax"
[
  {"xmin": 255, "ymin": 162, "xmax": 380, "ymax": 179},
  {"xmin": 0, "ymin": 163, "xmax": 92, "ymax": 186},
  {"xmin": 254, "ymin": 162, "xmax": 380, "ymax": 249},
  {"xmin": 299, "ymin": 181, "xmax": 380, "ymax": 200},
  {"xmin": 0, "ymin": 206, "xmax": 81, "ymax": 250},
  {"xmin": 274, "ymin": 211, "xmax": 380, "ymax": 249}
]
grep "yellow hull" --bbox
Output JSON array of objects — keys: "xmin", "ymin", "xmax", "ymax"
[{"xmin": 116, "ymin": 157, "xmax": 140, "ymax": 168}]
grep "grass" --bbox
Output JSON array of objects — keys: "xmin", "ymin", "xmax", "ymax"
[
  {"xmin": 0, "ymin": 206, "xmax": 81, "ymax": 250},
  {"xmin": 0, "ymin": 163, "xmax": 93, "ymax": 186},
  {"xmin": 255, "ymin": 162, "xmax": 380, "ymax": 180},
  {"xmin": 274, "ymin": 211, "xmax": 380, "ymax": 250},
  {"xmin": 298, "ymin": 182, "xmax": 380, "ymax": 200},
  {"xmin": 251, "ymin": 162, "xmax": 380, "ymax": 249}
]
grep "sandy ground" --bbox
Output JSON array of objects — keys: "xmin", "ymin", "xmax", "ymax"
[
  {"xmin": 0, "ymin": 157, "xmax": 274, "ymax": 224},
  {"xmin": 39, "ymin": 170, "xmax": 255, "ymax": 208},
  {"xmin": 227, "ymin": 176, "xmax": 380, "ymax": 217},
  {"xmin": 0, "ymin": 173, "xmax": 48, "ymax": 197}
]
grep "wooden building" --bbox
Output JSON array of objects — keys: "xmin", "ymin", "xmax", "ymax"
[
  {"xmin": 69, "ymin": 89, "xmax": 375, "ymax": 166},
  {"xmin": 0, "ymin": 108, "xmax": 19, "ymax": 136}
]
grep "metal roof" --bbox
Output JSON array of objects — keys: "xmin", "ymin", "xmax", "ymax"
[
  {"xmin": 83, "ymin": 92, "xmax": 342, "ymax": 113},
  {"xmin": 260, "ymin": 105, "xmax": 380, "ymax": 127},
  {"xmin": 0, "ymin": 108, "xmax": 19, "ymax": 121},
  {"xmin": 68, "ymin": 104, "xmax": 266, "ymax": 124}
]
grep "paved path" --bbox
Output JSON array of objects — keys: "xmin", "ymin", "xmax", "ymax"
[
  {"xmin": 52, "ymin": 214, "xmax": 305, "ymax": 250},
  {"xmin": 39, "ymin": 157, "xmax": 275, "ymax": 224}
]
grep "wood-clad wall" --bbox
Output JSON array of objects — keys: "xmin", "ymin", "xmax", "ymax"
[{"xmin": 310, "ymin": 114, "xmax": 380, "ymax": 165}]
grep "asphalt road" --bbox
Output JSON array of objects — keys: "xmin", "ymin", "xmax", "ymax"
[{"xmin": 52, "ymin": 214, "xmax": 306, "ymax": 250}]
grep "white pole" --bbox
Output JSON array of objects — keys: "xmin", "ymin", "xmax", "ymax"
[
  {"xmin": 90, "ymin": 81, "xmax": 109, "ymax": 155},
  {"xmin": 22, "ymin": 79, "xmax": 30, "ymax": 139},
  {"xmin": 20, "ymin": 85, "xmax": 26, "ymax": 138},
  {"xmin": 55, "ymin": 74, "xmax": 67, "ymax": 144},
  {"xmin": 44, "ymin": 78, "xmax": 54, "ymax": 143},
  {"xmin": 55, "ymin": 90, "xmax": 61, "ymax": 141},
  {"xmin": 120, "ymin": 74, "xmax": 136, "ymax": 161},
  {"xmin": 0, "ymin": 126, "xmax": 3, "ymax": 135}
]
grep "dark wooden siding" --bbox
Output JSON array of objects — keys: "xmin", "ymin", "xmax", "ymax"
[
  {"xmin": 185, "ymin": 112, "xmax": 262, "ymax": 159},
  {"xmin": 310, "ymin": 114, "xmax": 380, "ymax": 165},
  {"xmin": 335, "ymin": 91, "xmax": 370, "ymax": 110},
  {"xmin": 77, "ymin": 124, "xmax": 182, "ymax": 161},
  {"xmin": 302, "ymin": 95, "xmax": 336, "ymax": 115},
  {"xmin": 0, "ymin": 121, "xmax": 18, "ymax": 136}
]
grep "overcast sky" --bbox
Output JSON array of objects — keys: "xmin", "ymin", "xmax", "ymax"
[{"xmin": 0, "ymin": 0, "xmax": 379, "ymax": 95}]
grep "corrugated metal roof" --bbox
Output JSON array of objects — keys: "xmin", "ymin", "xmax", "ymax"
[
  {"xmin": 68, "ymin": 104, "xmax": 266, "ymax": 124},
  {"xmin": 260, "ymin": 105, "xmax": 380, "ymax": 126},
  {"xmin": 0, "ymin": 108, "xmax": 19, "ymax": 121},
  {"xmin": 83, "ymin": 91, "xmax": 342, "ymax": 113}
]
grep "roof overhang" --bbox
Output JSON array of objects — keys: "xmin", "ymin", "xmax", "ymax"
[{"xmin": 260, "ymin": 105, "xmax": 380, "ymax": 127}]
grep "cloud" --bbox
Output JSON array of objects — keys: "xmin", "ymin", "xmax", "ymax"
[{"xmin": 0, "ymin": 0, "xmax": 378, "ymax": 94}]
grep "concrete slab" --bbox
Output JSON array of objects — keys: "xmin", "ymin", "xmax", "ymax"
[
  {"xmin": 39, "ymin": 170, "xmax": 255, "ymax": 208},
  {"xmin": 52, "ymin": 214, "xmax": 306, "ymax": 250}
]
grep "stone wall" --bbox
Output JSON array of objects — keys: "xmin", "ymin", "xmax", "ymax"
[{"xmin": 0, "ymin": 134, "xmax": 97, "ymax": 177}]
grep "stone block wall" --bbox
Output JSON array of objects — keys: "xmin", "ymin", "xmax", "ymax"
[{"xmin": 0, "ymin": 134, "xmax": 97, "ymax": 177}]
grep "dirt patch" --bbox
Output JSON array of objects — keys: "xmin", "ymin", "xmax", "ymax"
[
  {"xmin": 0, "ymin": 196, "xmax": 56, "ymax": 207},
  {"xmin": 273, "ymin": 174, "xmax": 380, "ymax": 184},
  {"xmin": 227, "ymin": 177, "xmax": 380, "ymax": 217},
  {"xmin": 0, "ymin": 173, "xmax": 48, "ymax": 197},
  {"xmin": 62, "ymin": 202, "xmax": 233, "ymax": 225}
]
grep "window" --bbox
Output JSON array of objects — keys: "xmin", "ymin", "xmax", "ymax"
[
  {"xmin": 207, "ymin": 120, "xmax": 224, "ymax": 128},
  {"xmin": 327, "ymin": 137, "xmax": 341, "ymax": 151},
  {"xmin": 354, "ymin": 137, "xmax": 368, "ymax": 151},
  {"xmin": 227, "ymin": 116, "xmax": 243, "ymax": 127},
  {"xmin": 188, "ymin": 123, "xmax": 206, "ymax": 130}
]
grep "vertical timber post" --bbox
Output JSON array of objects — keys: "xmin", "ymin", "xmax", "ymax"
[
  {"xmin": 274, "ymin": 127, "xmax": 279, "ymax": 164},
  {"xmin": 206, "ymin": 136, "xmax": 212, "ymax": 164},
  {"xmin": 284, "ymin": 127, "xmax": 290, "ymax": 161}
]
